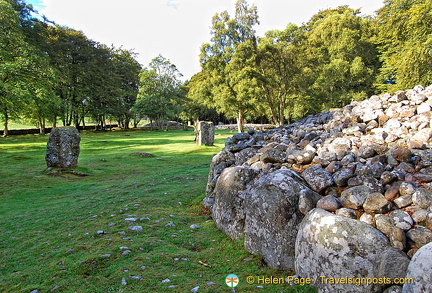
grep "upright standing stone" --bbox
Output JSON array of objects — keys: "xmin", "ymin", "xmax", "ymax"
[
  {"xmin": 46, "ymin": 127, "xmax": 81, "ymax": 168},
  {"xmin": 197, "ymin": 121, "xmax": 215, "ymax": 146}
]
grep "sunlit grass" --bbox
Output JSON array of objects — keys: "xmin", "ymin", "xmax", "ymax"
[{"xmin": 0, "ymin": 129, "xmax": 316, "ymax": 293}]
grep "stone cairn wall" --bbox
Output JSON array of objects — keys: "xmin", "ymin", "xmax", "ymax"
[{"xmin": 204, "ymin": 85, "xmax": 432, "ymax": 293}]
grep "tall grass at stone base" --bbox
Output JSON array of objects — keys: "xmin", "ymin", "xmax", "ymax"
[{"xmin": 0, "ymin": 129, "xmax": 315, "ymax": 293}]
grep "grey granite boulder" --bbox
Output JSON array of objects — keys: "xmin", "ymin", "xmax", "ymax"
[
  {"xmin": 212, "ymin": 166, "xmax": 260, "ymax": 240},
  {"xmin": 403, "ymin": 242, "xmax": 432, "ymax": 293},
  {"xmin": 295, "ymin": 208, "xmax": 409, "ymax": 293},
  {"xmin": 243, "ymin": 170, "xmax": 319, "ymax": 270}
]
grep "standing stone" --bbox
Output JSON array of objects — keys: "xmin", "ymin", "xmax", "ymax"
[
  {"xmin": 46, "ymin": 127, "xmax": 80, "ymax": 168},
  {"xmin": 196, "ymin": 121, "xmax": 215, "ymax": 146}
]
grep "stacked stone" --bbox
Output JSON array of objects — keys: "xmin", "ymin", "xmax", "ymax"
[{"xmin": 204, "ymin": 85, "xmax": 432, "ymax": 292}]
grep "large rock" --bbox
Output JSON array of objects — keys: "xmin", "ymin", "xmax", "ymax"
[
  {"xmin": 45, "ymin": 127, "xmax": 80, "ymax": 168},
  {"xmin": 243, "ymin": 170, "xmax": 320, "ymax": 270},
  {"xmin": 196, "ymin": 121, "xmax": 215, "ymax": 146},
  {"xmin": 212, "ymin": 166, "xmax": 259, "ymax": 240},
  {"xmin": 295, "ymin": 208, "xmax": 409, "ymax": 293},
  {"xmin": 403, "ymin": 242, "xmax": 432, "ymax": 293}
]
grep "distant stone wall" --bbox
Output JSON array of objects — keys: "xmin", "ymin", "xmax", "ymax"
[{"xmin": 205, "ymin": 84, "xmax": 432, "ymax": 292}]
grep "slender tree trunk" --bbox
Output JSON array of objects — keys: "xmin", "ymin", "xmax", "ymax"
[
  {"xmin": 3, "ymin": 110, "xmax": 9, "ymax": 137},
  {"xmin": 237, "ymin": 109, "xmax": 245, "ymax": 133},
  {"xmin": 39, "ymin": 117, "xmax": 46, "ymax": 134},
  {"xmin": 52, "ymin": 115, "xmax": 57, "ymax": 128}
]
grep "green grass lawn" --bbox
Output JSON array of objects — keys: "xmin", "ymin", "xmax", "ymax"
[{"xmin": 0, "ymin": 129, "xmax": 315, "ymax": 293}]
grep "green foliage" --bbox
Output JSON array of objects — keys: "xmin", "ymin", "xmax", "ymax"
[
  {"xmin": 198, "ymin": 0, "xmax": 260, "ymax": 132},
  {"xmin": 0, "ymin": 0, "xmax": 55, "ymax": 136},
  {"xmin": 0, "ymin": 130, "xmax": 316, "ymax": 293},
  {"xmin": 301, "ymin": 6, "xmax": 380, "ymax": 111},
  {"xmin": 135, "ymin": 55, "xmax": 184, "ymax": 130},
  {"xmin": 375, "ymin": 0, "xmax": 432, "ymax": 90}
]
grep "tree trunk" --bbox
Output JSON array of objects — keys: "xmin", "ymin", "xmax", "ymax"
[
  {"xmin": 237, "ymin": 109, "xmax": 245, "ymax": 133},
  {"xmin": 52, "ymin": 115, "xmax": 57, "ymax": 129},
  {"xmin": 3, "ymin": 110, "xmax": 9, "ymax": 137},
  {"xmin": 39, "ymin": 117, "xmax": 46, "ymax": 134}
]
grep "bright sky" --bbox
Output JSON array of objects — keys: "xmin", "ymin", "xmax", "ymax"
[{"xmin": 27, "ymin": 0, "xmax": 384, "ymax": 80}]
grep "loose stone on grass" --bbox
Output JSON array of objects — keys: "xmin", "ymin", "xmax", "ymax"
[{"xmin": 128, "ymin": 226, "xmax": 143, "ymax": 232}]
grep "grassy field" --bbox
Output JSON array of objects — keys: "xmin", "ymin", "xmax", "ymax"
[{"xmin": 0, "ymin": 129, "xmax": 315, "ymax": 293}]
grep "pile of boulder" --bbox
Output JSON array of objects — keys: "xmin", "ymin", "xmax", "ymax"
[{"xmin": 203, "ymin": 85, "xmax": 432, "ymax": 292}]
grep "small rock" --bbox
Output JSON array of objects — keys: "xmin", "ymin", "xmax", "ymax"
[
  {"xmin": 340, "ymin": 185, "xmax": 373, "ymax": 209},
  {"xmin": 393, "ymin": 147, "xmax": 412, "ymax": 163},
  {"xmin": 121, "ymin": 278, "xmax": 127, "ymax": 286},
  {"xmin": 191, "ymin": 286, "xmax": 200, "ymax": 292},
  {"xmin": 96, "ymin": 230, "xmax": 108, "ymax": 235},
  {"xmin": 363, "ymin": 192, "xmax": 392, "ymax": 214},
  {"xmin": 302, "ymin": 164, "xmax": 334, "ymax": 193},
  {"xmin": 381, "ymin": 171, "xmax": 397, "ymax": 185},
  {"xmin": 389, "ymin": 210, "xmax": 414, "ymax": 231},
  {"xmin": 125, "ymin": 217, "xmax": 138, "ymax": 222},
  {"xmin": 335, "ymin": 208, "xmax": 357, "ymax": 219},
  {"xmin": 406, "ymin": 226, "xmax": 432, "ymax": 248},
  {"xmin": 399, "ymin": 182, "xmax": 417, "ymax": 196},
  {"xmin": 129, "ymin": 275, "xmax": 143, "ymax": 280},
  {"xmin": 316, "ymin": 195, "xmax": 342, "ymax": 212},
  {"xmin": 162, "ymin": 279, "xmax": 171, "ymax": 283},
  {"xmin": 412, "ymin": 188, "xmax": 432, "ymax": 209},
  {"xmin": 165, "ymin": 221, "xmax": 176, "ymax": 227},
  {"xmin": 207, "ymin": 282, "xmax": 216, "ymax": 286},
  {"xmin": 375, "ymin": 214, "xmax": 394, "ymax": 237},
  {"xmin": 393, "ymin": 195, "xmax": 413, "ymax": 208},
  {"xmin": 190, "ymin": 224, "xmax": 201, "ymax": 229},
  {"xmin": 122, "ymin": 250, "xmax": 131, "ymax": 255},
  {"xmin": 333, "ymin": 168, "xmax": 354, "ymax": 187},
  {"xmin": 383, "ymin": 285, "xmax": 402, "ymax": 293},
  {"xmin": 100, "ymin": 254, "xmax": 111, "ymax": 258},
  {"xmin": 359, "ymin": 213, "xmax": 374, "ymax": 225},
  {"xmin": 412, "ymin": 209, "xmax": 428, "ymax": 223},
  {"xmin": 128, "ymin": 226, "xmax": 143, "ymax": 232},
  {"xmin": 390, "ymin": 227, "xmax": 406, "ymax": 250}
]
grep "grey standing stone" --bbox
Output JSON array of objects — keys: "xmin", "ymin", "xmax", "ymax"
[
  {"xmin": 46, "ymin": 127, "xmax": 80, "ymax": 168},
  {"xmin": 196, "ymin": 121, "xmax": 215, "ymax": 146}
]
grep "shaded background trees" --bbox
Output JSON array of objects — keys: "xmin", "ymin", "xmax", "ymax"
[{"xmin": 1, "ymin": 0, "xmax": 431, "ymax": 135}]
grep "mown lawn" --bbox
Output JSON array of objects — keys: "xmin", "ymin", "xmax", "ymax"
[{"xmin": 0, "ymin": 129, "xmax": 315, "ymax": 293}]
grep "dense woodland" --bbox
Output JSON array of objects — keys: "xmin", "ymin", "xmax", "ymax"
[{"xmin": 1, "ymin": 0, "xmax": 431, "ymax": 135}]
